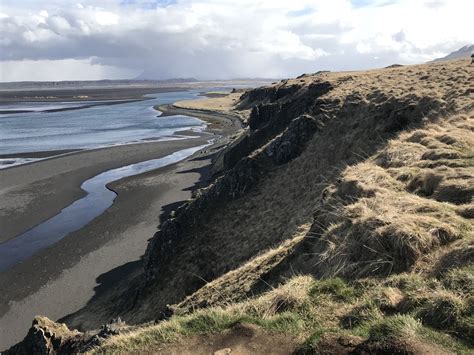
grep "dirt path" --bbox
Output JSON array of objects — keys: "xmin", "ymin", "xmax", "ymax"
[{"xmin": 155, "ymin": 324, "xmax": 298, "ymax": 355}]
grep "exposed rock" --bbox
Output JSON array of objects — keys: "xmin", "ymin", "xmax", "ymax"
[
  {"xmin": 239, "ymin": 84, "xmax": 302, "ymax": 107},
  {"xmin": 431, "ymin": 44, "xmax": 474, "ymax": 62},
  {"xmin": 3, "ymin": 316, "xmax": 80, "ymax": 355},
  {"xmin": 3, "ymin": 316, "xmax": 131, "ymax": 354},
  {"xmin": 249, "ymin": 102, "xmax": 282, "ymax": 130},
  {"xmin": 144, "ymin": 156, "xmax": 264, "ymax": 274},
  {"xmin": 265, "ymin": 114, "xmax": 322, "ymax": 165},
  {"xmin": 222, "ymin": 81, "xmax": 333, "ymax": 171},
  {"xmin": 77, "ymin": 317, "xmax": 128, "ymax": 352}
]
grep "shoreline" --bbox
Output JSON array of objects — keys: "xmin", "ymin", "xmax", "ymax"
[
  {"xmin": 0, "ymin": 97, "xmax": 242, "ymax": 349},
  {"xmin": 156, "ymin": 103, "xmax": 242, "ymax": 134},
  {"xmin": 0, "ymin": 136, "xmax": 211, "ymax": 243}
]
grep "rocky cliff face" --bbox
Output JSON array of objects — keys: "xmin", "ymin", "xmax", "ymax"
[{"xmin": 133, "ymin": 80, "xmax": 334, "ymax": 319}]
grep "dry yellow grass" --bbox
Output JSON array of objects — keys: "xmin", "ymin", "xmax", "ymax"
[
  {"xmin": 173, "ymin": 224, "xmax": 310, "ymax": 315},
  {"xmin": 306, "ymin": 112, "xmax": 473, "ymax": 278},
  {"xmin": 174, "ymin": 92, "xmax": 249, "ymax": 122}
]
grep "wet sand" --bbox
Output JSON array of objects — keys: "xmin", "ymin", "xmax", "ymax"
[
  {"xmin": 0, "ymin": 137, "xmax": 209, "ymax": 243},
  {"xmin": 0, "ymin": 149, "xmax": 82, "ymax": 159}
]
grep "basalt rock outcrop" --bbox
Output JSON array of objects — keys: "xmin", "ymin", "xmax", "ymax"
[
  {"xmin": 264, "ymin": 114, "xmax": 323, "ymax": 165},
  {"xmin": 221, "ymin": 80, "xmax": 333, "ymax": 171},
  {"xmin": 3, "ymin": 317, "xmax": 79, "ymax": 355}
]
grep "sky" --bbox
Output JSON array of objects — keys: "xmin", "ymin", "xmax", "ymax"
[{"xmin": 0, "ymin": 0, "xmax": 472, "ymax": 82}]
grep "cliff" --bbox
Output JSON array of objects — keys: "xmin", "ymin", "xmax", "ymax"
[{"xmin": 6, "ymin": 58, "xmax": 473, "ymax": 354}]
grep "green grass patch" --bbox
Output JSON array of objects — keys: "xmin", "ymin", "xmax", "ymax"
[
  {"xmin": 261, "ymin": 312, "xmax": 304, "ymax": 333},
  {"xmin": 442, "ymin": 266, "xmax": 474, "ymax": 294},
  {"xmin": 309, "ymin": 278, "xmax": 357, "ymax": 302},
  {"xmin": 180, "ymin": 310, "xmax": 239, "ymax": 335},
  {"xmin": 385, "ymin": 273, "xmax": 427, "ymax": 291},
  {"xmin": 418, "ymin": 325, "xmax": 473, "ymax": 354},
  {"xmin": 341, "ymin": 301, "xmax": 383, "ymax": 329},
  {"xmin": 96, "ymin": 271, "xmax": 474, "ymax": 354},
  {"xmin": 367, "ymin": 314, "xmax": 422, "ymax": 342}
]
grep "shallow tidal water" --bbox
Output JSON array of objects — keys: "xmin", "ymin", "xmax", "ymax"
[{"xmin": 0, "ymin": 90, "xmax": 206, "ymax": 157}]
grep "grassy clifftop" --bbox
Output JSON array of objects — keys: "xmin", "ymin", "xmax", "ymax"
[{"xmin": 6, "ymin": 59, "xmax": 473, "ymax": 354}]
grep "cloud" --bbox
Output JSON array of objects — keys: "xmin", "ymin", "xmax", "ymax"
[
  {"xmin": 0, "ymin": 0, "xmax": 473, "ymax": 81},
  {"xmin": 0, "ymin": 58, "xmax": 139, "ymax": 82}
]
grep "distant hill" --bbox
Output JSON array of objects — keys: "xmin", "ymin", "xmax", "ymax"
[
  {"xmin": 431, "ymin": 44, "xmax": 473, "ymax": 62},
  {"xmin": 134, "ymin": 71, "xmax": 199, "ymax": 81},
  {"xmin": 0, "ymin": 78, "xmax": 199, "ymax": 91}
]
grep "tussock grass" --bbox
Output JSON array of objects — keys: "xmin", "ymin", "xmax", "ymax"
[
  {"xmin": 298, "ymin": 112, "xmax": 473, "ymax": 279},
  {"xmin": 341, "ymin": 301, "xmax": 384, "ymax": 328},
  {"xmin": 442, "ymin": 265, "xmax": 474, "ymax": 294},
  {"xmin": 92, "ymin": 276, "xmax": 316, "ymax": 353},
  {"xmin": 367, "ymin": 314, "xmax": 422, "ymax": 341},
  {"xmin": 94, "ymin": 272, "xmax": 473, "ymax": 353},
  {"xmin": 418, "ymin": 290, "xmax": 466, "ymax": 329},
  {"xmin": 173, "ymin": 224, "xmax": 309, "ymax": 315}
]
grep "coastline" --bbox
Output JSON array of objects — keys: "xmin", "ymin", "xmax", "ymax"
[{"xmin": 0, "ymin": 97, "xmax": 242, "ymax": 349}]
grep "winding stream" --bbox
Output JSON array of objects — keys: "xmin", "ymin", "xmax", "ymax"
[{"xmin": 0, "ymin": 143, "xmax": 209, "ymax": 272}]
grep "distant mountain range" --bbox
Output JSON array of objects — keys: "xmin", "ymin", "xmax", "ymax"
[
  {"xmin": 134, "ymin": 71, "xmax": 199, "ymax": 81},
  {"xmin": 432, "ymin": 44, "xmax": 473, "ymax": 62}
]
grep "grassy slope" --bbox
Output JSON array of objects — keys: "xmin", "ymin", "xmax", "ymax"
[
  {"xmin": 7, "ymin": 59, "xmax": 473, "ymax": 354},
  {"xmin": 94, "ymin": 60, "xmax": 473, "ymax": 353}
]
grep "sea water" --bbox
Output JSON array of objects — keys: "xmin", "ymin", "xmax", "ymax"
[{"xmin": 0, "ymin": 90, "xmax": 206, "ymax": 158}]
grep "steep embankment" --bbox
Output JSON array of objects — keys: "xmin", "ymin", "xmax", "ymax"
[{"xmin": 6, "ymin": 59, "xmax": 473, "ymax": 354}]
